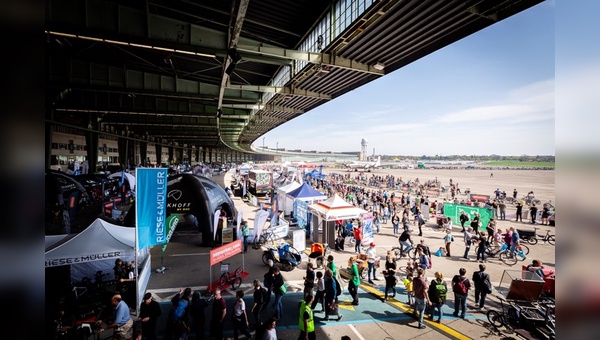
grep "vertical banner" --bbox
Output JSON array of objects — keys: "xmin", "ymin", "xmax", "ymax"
[
  {"xmin": 362, "ymin": 212, "xmax": 374, "ymax": 245},
  {"xmin": 161, "ymin": 215, "xmax": 180, "ymax": 253},
  {"xmin": 236, "ymin": 211, "xmax": 243, "ymax": 240},
  {"xmin": 213, "ymin": 209, "xmax": 221, "ymax": 241},
  {"xmin": 136, "ymin": 168, "xmax": 168, "ymax": 249}
]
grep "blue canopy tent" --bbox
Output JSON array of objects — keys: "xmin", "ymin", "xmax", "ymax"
[
  {"xmin": 286, "ymin": 183, "xmax": 328, "ymax": 235},
  {"xmin": 305, "ymin": 169, "xmax": 326, "ymax": 180}
]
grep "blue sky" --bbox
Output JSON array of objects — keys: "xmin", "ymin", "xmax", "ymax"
[{"xmin": 259, "ymin": 1, "xmax": 555, "ymax": 156}]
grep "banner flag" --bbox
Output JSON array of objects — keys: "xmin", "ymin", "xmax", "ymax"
[
  {"xmin": 136, "ymin": 168, "xmax": 168, "ymax": 249},
  {"xmin": 362, "ymin": 212, "xmax": 374, "ymax": 245},
  {"xmin": 161, "ymin": 214, "xmax": 180, "ymax": 254},
  {"xmin": 443, "ymin": 203, "xmax": 492, "ymax": 231},
  {"xmin": 236, "ymin": 211, "xmax": 243, "ymax": 240},
  {"xmin": 213, "ymin": 209, "xmax": 221, "ymax": 241}
]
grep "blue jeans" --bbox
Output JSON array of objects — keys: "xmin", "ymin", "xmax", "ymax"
[
  {"xmin": 355, "ymin": 239, "xmax": 362, "ymax": 253},
  {"xmin": 477, "ymin": 247, "xmax": 486, "ymax": 261},
  {"xmin": 509, "ymin": 242, "xmax": 518, "ymax": 257},
  {"xmin": 367, "ymin": 262, "xmax": 378, "ymax": 280},
  {"xmin": 393, "ymin": 223, "xmax": 399, "ymax": 235},
  {"xmin": 463, "ymin": 244, "xmax": 471, "ymax": 259},
  {"xmin": 453, "ymin": 293, "xmax": 467, "ymax": 317},
  {"xmin": 430, "ymin": 301, "xmax": 444, "ymax": 321},
  {"xmin": 400, "ymin": 241, "xmax": 413, "ymax": 254},
  {"xmin": 274, "ymin": 293, "xmax": 283, "ymax": 319},
  {"xmin": 414, "ymin": 297, "xmax": 427, "ymax": 326}
]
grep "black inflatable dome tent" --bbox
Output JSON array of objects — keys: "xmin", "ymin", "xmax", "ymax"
[{"xmin": 124, "ymin": 174, "xmax": 237, "ymax": 247}]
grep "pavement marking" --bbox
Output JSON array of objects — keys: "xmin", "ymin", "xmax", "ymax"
[
  {"xmin": 348, "ymin": 323, "xmax": 366, "ymax": 340},
  {"xmin": 338, "ymin": 299, "xmax": 356, "ymax": 311},
  {"xmin": 341, "ymin": 270, "xmax": 472, "ymax": 340}
]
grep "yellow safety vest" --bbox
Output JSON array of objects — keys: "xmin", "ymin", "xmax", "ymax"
[{"xmin": 298, "ymin": 301, "xmax": 314, "ymax": 333}]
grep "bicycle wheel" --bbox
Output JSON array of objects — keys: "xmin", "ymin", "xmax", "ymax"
[
  {"xmin": 234, "ymin": 267, "xmax": 243, "ymax": 278},
  {"xmin": 261, "ymin": 252, "xmax": 271, "ymax": 265},
  {"xmin": 499, "ymin": 251, "xmax": 517, "ymax": 265},
  {"xmin": 408, "ymin": 247, "xmax": 418, "ymax": 260},
  {"xmin": 520, "ymin": 244, "xmax": 530, "ymax": 255},
  {"xmin": 547, "ymin": 235, "xmax": 555, "ymax": 245},
  {"xmin": 526, "ymin": 236, "xmax": 538, "ymax": 245},
  {"xmin": 219, "ymin": 272, "xmax": 228, "ymax": 286},
  {"xmin": 391, "ymin": 247, "xmax": 402, "ymax": 262},
  {"xmin": 487, "ymin": 310, "xmax": 505, "ymax": 328},
  {"xmin": 231, "ymin": 277, "xmax": 242, "ymax": 290}
]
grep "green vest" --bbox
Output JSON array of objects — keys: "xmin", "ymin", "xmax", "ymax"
[
  {"xmin": 298, "ymin": 301, "xmax": 314, "ymax": 332},
  {"xmin": 350, "ymin": 263, "xmax": 361, "ymax": 286}
]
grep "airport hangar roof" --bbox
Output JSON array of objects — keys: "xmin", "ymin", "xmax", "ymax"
[{"xmin": 46, "ymin": 0, "xmax": 544, "ymax": 155}]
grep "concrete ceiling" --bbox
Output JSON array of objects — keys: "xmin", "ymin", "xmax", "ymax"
[{"xmin": 45, "ymin": 0, "xmax": 544, "ymax": 154}]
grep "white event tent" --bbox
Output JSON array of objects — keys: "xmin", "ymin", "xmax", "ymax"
[
  {"xmin": 308, "ymin": 194, "xmax": 367, "ymax": 245},
  {"xmin": 45, "ymin": 218, "xmax": 150, "ymax": 315}
]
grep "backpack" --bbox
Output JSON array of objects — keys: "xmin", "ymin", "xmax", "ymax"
[
  {"xmin": 170, "ymin": 298, "xmax": 189, "ymax": 321},
  {"xmin": 434, "ymin": 279, "xmax": 447, "ymax": 300},
  {"xmin": 453, "ymin": 277, "xmax": 468, "ymax": 295},
  {"xmin": 484, "ymin": 274, "xmax": 493, "ymax": 294},
  {"xmin": 259, "ymin": 287, "xmax": 269, "ymax": 305}
]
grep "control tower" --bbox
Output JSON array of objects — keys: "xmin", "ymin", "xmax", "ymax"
[{"xmin": 360, "ymin": 138, "xmax": 368, "ymax": 161}]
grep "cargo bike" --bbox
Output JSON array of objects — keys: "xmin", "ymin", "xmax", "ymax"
[{"xmin": 487, "ymin": 270, "xmax": 555, "ymax": 340}]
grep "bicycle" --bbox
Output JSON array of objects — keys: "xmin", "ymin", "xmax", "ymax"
[
  {"xmin": 391, "ymin": 242, "xmax": 418, "ymax": 261},
  {"xmin": 218, "ymin": 262, "xmax": 243, "ymax": 289},
  {"xmin": 475, "ymin": 243, "xmax": 527, "ymax": 265},
  {"xmin": 524, "ymin": 227, "xmax": 555, "ymax": 245},
  {"xmin": 257, "ymin": 228, "xmax": 277, "ymax": 246}
]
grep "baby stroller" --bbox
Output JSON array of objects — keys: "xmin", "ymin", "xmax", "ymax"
[{"xmin": 308, "ymin": 242, "xmax": 327, "ymax": 269}]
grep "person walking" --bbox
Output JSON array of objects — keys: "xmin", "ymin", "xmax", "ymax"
[
  {"xmin": 190, "ymin": 292, "xmax": 207, "ymax": 340},
  {"xmin": 138, "ymin": 292, "xmax": 162, "ymax": 340},
  {"xmin": 271, "ymin": 267, "xmax": 285, "ymax": 320},
  {"xmin": 365, "ymin": 242, "xmax": 380, "ymax": 284},
  {"xmin": 443, "ymin": 229, "xmax": 454, "ymax": 257},
  {"xmin": 476, "ymin": 232, "xmax": 488, "ymax": 263},
  {"xmin": 261, "ymin": 317, "xmax": 277, "ymax": 340},
  {"xmin": 323, "ymin": 269, "xmax": 343, "ymax": 321},
  {"xmin": 348, "ymin": 257, "xmax": 360, "ymax": 306},
  {"xmin": 232, "ymin": 290, "xmax": 252, "ymax": 340},
  {"xmin": 416, "ymin": 210, "xmax": 426, "ymax": 236},
  {"xmin": 298, "ymin": 294, "xmax": 316, "ymax": 340},
  {"xmin": 209, "ymin": 288, "xmax": 227, "ymax": 340},
  {"xmin": 241, "ymin": 220, "xmax": 250, "ymax": 253},
  {"xmin": 353, "ymin": 224, "xmax": 363, "ymax": 254},
  {"xmin": 459, "ymin": 210, "xmax": 469, "ymax": 232},
  {"xmin": 427, "ymin": 271, "xmax": 447, "ymax": 323},
  {"xmin": 416, "ymin": 247, "xmax": 429, "ymax": 273},
  {"xmin": 515, "ymin": 201, "xmax": 523, "ymax": 222},
  {"xmin": 451, "ymin": 268, "xmax": 471, "ymax": 319},
  {"xmin": 250, "ymin": 279, "xmax": 267, "ymax": 331},
  {"xmin": 412, "ymin": 268, "xmax": 431, "ymax": 329},
  {"xmin": 310, "ymin": 271, "xmax": 325, "ymax": 312},
  {"xmin": 530, "ymin": 204, "xmax": 538, "ymax": 224},
  {"xmin": 263, "ymin": 260, "xmax": 276, "ymax": 307},
  {"xmin": 383, "ymin": 253, "xmax": 397, "ymax": 300},
  {"xmin": 303, "ymin": 262, "xmax": 316, "ymax": 297},
  {"xmin": 463, "ymin": 227, "xmax": 474, "ymax": 260},
  {"xmin": 470, "ymin": 212, "xmax": 480, "ymax": 232},
  {"xmin": 472, "ymin": 264, "xmax": 491, "ymax": 309},
  {"xmin": 509, "ymin": 227, "xmax": 520, "ymax": 258},
  {"xmin": 392, "ymin": 212, "xmax": 400, "ymax": 236},
  {"xmin": 498, "ymin": 201, "xmax": 507, "ymax": 220},
  {"xmin": 165, "ymin": 287, "xmax": 191, "ymax": 340}
]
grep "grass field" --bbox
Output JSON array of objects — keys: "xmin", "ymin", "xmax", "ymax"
[{"xmin": 484, "ymin": 161, "xmax": 555, "ymax": 167}]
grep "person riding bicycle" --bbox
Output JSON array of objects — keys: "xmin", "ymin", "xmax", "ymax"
[{"xmin": 398, "ymin": 228, "xmax": 414, "ymax": 256}]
